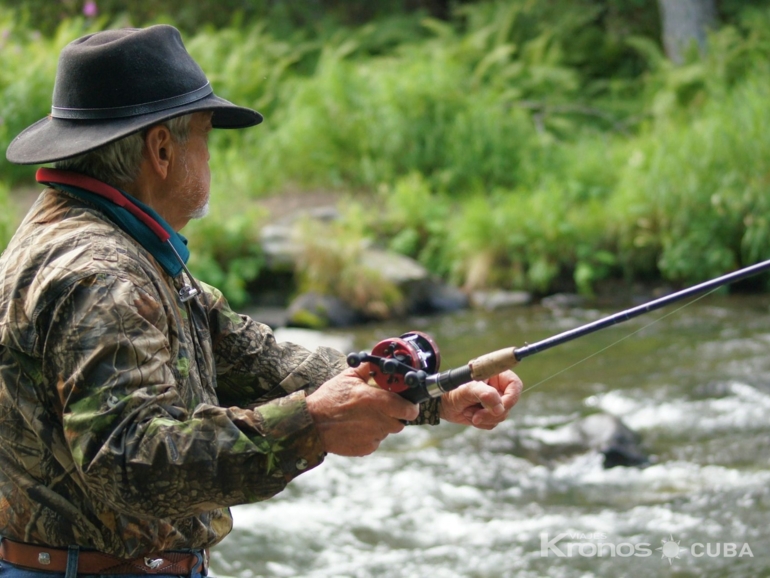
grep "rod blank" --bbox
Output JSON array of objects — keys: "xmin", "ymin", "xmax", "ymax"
[
  {"xmin": 404, "ymin": 257, "xmax": 770, "ymax": 402},
  {"xmin": 514, "ymin": 257, "xmax": 770, "ymax": 361}
]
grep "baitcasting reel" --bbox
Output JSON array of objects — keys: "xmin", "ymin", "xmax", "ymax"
[
  {"xmin": 346, "ymin": 332, "xmax": 441, "ymax": 394},
  {"xmin": 347, "ymin": 331, "xmax": 502, "ymax": 403}
]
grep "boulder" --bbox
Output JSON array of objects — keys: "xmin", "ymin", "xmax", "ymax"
[
  {"xmin": 259, "ymin": 223, "xmax": 297, "ymax": 269},
  {"xmin": 541, "ymin": 293, "xmax": 586, "ymax": 310},
  {"xmin": 508, "ymin": 413, "xmax": 649, "ymax": 469},
  {"xmin": 259, "ymin": 206, "xmax": 342, "ymax": 269},
  {"xmin": 242, "ymin": 306, "xmax": 288, "ymax": 329},
  {"xmin": 360, "ymin": 249, "xmax": 471, "ymax": 315},
  {"xmin": 425, "ymin": 281, "xmax": 469, "ymax": 313},
  {"xmin": 286, "ymin": 291, "xmax": 362, "ymax": 329},
  {"xmin": 569, "ymin": 413, "xmax": 649, "ymax": 468},
  {"xmin": 273, "ymin": 327, "xmax": 355, "ymax": 355},
  {"xmin": 470, "ymin": 289, "xmax": 532, "ymax": 311}
]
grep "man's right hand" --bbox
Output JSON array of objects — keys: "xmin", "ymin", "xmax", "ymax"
[{"xmin": 305, "ymin": 364, "xmax": 419, "ymax": 456}]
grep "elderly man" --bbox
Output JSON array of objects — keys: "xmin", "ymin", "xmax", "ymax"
[{"xmin": 0, "ymin": 25, "xmax": 521, "ymax": 578}]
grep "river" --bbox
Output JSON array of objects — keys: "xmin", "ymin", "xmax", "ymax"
[{"xmin": 211, "ymin": 294, "xmax": 770, "ymax": 577}]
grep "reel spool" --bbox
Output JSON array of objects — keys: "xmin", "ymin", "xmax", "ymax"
[{"xmin": 346, "ymin": 331, "xmax": 441, "ymax": 393}]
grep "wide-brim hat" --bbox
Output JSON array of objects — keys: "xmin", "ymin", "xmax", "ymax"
[{"xmin": 6, "ymin": 25, "xmax": 263, "ymax": 165}]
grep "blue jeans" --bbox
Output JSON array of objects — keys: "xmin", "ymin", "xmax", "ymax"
[{"xmin": 0, "ymin": 560, "xmax": 208, "ymax": 578}]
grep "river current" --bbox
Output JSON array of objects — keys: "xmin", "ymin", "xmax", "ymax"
[{"xmin": 211, "ymin": 294, "xmax": 770, "ymax": 578}]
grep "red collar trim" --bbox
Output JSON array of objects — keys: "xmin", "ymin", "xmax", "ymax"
[{"xmin": 36, "ymin": 167, "xmax": 171, "ymax": 242}]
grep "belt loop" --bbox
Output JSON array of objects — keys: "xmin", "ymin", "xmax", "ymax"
[
  {"xmin": 65, "ymin": 545, "xmax": 79, "ymax": 578},
  {"xmin": 193, "ymin": 550, "xmax": 207, "ymax": 577},
  {"xmin": 191, "ymin": 551, "xmax": 200, "ymax": 578}
]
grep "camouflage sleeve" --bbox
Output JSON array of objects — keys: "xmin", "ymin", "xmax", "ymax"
[
  {"xmin": 201, "ymin": 283, "xmax": 441, "ymax": 425},
  {"xmin": 42, "ymin": 273, "xmax": 324, "ymax": 520},
  {"xmin": 202, "ymin": 283, "xmax": 347, "ymax": 405}
]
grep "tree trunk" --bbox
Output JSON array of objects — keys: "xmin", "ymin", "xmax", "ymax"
[{"xmin": 657, "ymin": 0, "xmax": 717, "ymax": 64}]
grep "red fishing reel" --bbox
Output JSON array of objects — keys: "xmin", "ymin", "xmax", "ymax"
[{"xmin": 346, "ymin": 331, "xmax": 441, "ymax": 393}]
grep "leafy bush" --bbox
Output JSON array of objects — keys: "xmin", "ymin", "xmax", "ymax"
[
  {"xmin": 4, "ymin": 1, "xmax": 770, "ymax": 306},
  {"xmin": 607, "ymin": 14, "xmax": 770, "ymax": 284},
  {"xmin": 0, "ymin": 181, "xmax": 15, "ymax": 249},
  {"xmin": 0, "ymin": 12, "xmax": 99, "ymax": 184},
  {"xmin": 183, "ymin": 189, "xmax": 266, "ymax": 308},
  {"xmin": 369, "ymin": 173, "xmax": 453, "ymax": 276},
  {"xmin": 614, "ymin": 69, "xmax": 770, "ymax": 284}
]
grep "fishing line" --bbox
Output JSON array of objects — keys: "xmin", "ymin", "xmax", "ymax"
[
  {"xmin": 350, "ymin": 257, "xmax": 770, "ymax": 404},
  {"xmin": 519, "ymin": 286, "xmax": 723, "ymax": 394}
]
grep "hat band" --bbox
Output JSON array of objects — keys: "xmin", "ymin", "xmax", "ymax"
[{"xmin": 50, "ymin": 82, "xmax": 213, "ymax": 120}]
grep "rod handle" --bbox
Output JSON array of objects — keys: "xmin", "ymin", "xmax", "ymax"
[{"xmin": 469, "ymin": 347, "xmax": 519, "ymax": 381}]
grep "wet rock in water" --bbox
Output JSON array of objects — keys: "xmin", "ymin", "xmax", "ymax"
[
  {"xmin": 541, "ymin": 293, "xmax": 586, "ymax": 310},
  {"xmin": 273, "ymin": 327, "xmax": 354, "ymax": 355},
  {"xmin": 470, "ymin": 290, "xmax": 532, "ymax": 311},
  {"xmin": 259, "ymin": 222, "xmax": 298, "ymax": 269},
  {"xmin": 425, "ymin": 281, "xmax": 468, "ymax": 313},
  {"xmin": 260, "ymin": 206, "xmax": 342, "ymax": 269},
  {"xmin": 508, "ymin": 413, "xmax": 649, "ymax": 469},
  {"xmin": 364, "ymin": 251, "xmax": 468, "ymax": 314},
  {"xmin": 573, "ymin": 413, "xmax": 649, "ymax": 468},
  {"xmin": 242, "ymin": 306, "xmax": 288, "ymax": 329},
  {"xmin": 286, "ymin": 292, "xmax": 362, "ymax": 329},
  {"xmin": 361, "ymin": 248, "xmax": 431, "ymax": 315}
]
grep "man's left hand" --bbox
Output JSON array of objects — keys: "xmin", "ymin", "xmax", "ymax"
[{"xmin": 439, "ymin": 370, "xmax": 522, "ymax": 429}]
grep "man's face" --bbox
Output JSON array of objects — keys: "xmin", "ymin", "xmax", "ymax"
[{"xmin": 174, "ymin": 111, "xmax": 213, "ymax": 222}]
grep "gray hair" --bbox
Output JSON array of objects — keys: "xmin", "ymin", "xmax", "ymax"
[{"xmin": 54, "ymin": 114, "xmax": 193, "ymax": 187}]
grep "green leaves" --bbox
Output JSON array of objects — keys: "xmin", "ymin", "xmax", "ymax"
[{"xmin": 5, "ymin": 2, "xmax": 770, "ymax": 304}]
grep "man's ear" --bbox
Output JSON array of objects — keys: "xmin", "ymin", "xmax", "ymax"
[{"xmin": 143, "ymin": 124, "xmax": 175, "ymax": 179}]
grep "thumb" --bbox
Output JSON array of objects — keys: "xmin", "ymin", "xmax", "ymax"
[{"xmin": 349, "ymin": 361, "xmax": 374, "ymax": 383}]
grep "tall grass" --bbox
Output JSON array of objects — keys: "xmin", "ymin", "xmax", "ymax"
[
  {"xmin": 0, "ymin": 13, "xmax": 102, "ymax": 184},
  {"xmin": 248, "ymin": 44, "xmax": 541, "ymax": 195},
  {"xmin": 614, "ymin": 69, "xmax": 770, "ymax": 284}
]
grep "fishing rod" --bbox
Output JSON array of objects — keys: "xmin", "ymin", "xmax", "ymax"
[{"xmin": 347, "ymin": 258, "xmax": 770, "ymax": 403}]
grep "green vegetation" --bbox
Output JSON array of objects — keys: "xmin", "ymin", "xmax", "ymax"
[
  {"xmin": 294, "ymin": 212, "xmax": 404, "ymax": 319},
  {"xmin": 2, "ymin": 1, "xmax": 770, "ymax": 308}
]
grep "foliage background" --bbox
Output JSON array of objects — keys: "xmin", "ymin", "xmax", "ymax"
[{"xmin": 2, "ymin": 0, "xmax": 770, "ymax": 307}]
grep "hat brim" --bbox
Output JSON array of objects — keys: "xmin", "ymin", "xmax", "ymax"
[{"xmin": 6, "ymin": 93, "xmax": 263, "ymax": 165}]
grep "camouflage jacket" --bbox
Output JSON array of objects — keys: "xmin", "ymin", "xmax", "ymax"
[{"xmin": 0, "ymin": 187, "xmax": 440, "ymax": 558}]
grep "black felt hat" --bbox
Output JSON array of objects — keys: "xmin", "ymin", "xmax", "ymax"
[{"xmin": 6, "ymin": 25, "xmax": 263, "ymax": 165}]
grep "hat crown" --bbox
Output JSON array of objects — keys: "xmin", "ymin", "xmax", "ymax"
[{"xmin": 53, "ymin": 25, "xmax": 209, "ymax": 113}]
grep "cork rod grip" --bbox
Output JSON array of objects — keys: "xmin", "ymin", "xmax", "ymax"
[{"xmin": 468, "ymin": 347, "xmax": 519, "ymax": 381}]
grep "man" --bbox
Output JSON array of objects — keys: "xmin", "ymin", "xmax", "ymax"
[{"xmin": 0, "ymin": 25, "xmax": 522, "ymax": 578}]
